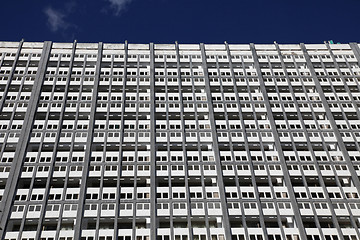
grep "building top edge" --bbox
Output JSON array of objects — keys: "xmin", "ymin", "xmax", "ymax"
[
  {"xmin": 0, "ymin": 41, "xmax": 358, "ymax": 44},
  {"xmin": 0, "ymin": 41, "xmax": 359, "ymax": 51}
]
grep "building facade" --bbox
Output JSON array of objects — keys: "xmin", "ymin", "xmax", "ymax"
[{"xmin": 0, "ymin": 41, "xmax": 359, "ymax": 240}]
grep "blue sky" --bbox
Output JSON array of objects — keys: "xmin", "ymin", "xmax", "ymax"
[{"xmin": 1, "ymin": 0, "xmax": 359, "ymax": 43}]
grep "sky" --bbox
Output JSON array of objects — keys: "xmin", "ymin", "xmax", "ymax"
[{"xmin": 1, "ymin": 0, "xmax": 359, "ymax": 44}]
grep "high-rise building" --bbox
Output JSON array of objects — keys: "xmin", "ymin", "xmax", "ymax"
[{"xmin": 0, "ymin": 41, "xmax": 360, "ymax": 240}]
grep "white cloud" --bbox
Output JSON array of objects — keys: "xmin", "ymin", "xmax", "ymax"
[
  {"xmin": 107, "ymin": 0, "xmax": 133, "ymax": 15},
  {"xmin": 44, "ymin": 7, "xmax": 68, "ymax": 32}
]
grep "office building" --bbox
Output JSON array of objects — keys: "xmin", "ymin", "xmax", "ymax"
[{"xmin": 0, "ymin": 41, "xmax": 360, "ymax": 240}]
